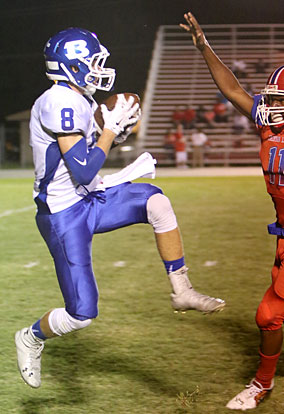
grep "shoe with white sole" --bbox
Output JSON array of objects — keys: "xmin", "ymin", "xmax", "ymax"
[
  {"xmin": 15, "ymin": 327, "xmax": 44, "ymax": 388},
  {"xmin": 168, "ymin": 266, "xmax": 225, "ymax": 313},
  {"xmin": 226, "ymin": 378, "xmax": 274, "ymax": 410}
]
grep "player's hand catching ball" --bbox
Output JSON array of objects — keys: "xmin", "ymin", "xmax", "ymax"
[{"xmin": 101, "ymin": 94, "xmax": 140, "ymax": 137}]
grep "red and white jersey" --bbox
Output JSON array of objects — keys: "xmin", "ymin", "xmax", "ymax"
[{"xmin": 252, "ymin": 95, "xmax": 284, "ymax": 226}]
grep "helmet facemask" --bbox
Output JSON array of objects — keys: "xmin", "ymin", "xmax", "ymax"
[
  {"xmin": 83, "ymin": 46, "xmax": 116, "ymax": 94},
  {"xmin": 257, "ymin": 92, "xmax": 284, "ymax": 127},
  {"xmin": 257, "ymin": 67, "xmax": 284, "ymax": 127}
]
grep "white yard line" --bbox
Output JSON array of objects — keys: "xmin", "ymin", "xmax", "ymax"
[
  {"xmin": 0, "ymin": 205, "xmax": 35, "ymax": 219},
  {"xmin": 23, "ymin": 261, "xmax": 39, "ymax": 268}
]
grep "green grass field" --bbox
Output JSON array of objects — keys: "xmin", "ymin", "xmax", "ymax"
[{"xmin": 1, "ymin": 175, "xmax": 284, "ymax": 413}]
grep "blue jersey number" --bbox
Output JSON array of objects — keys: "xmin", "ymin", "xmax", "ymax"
[
  {"xmin": 61, "ymin": 108, "xmax": 74, "ymax": 131},
  {"xmin": 268, "ymin": 146, "xmax": 284, "ymax": 185}
]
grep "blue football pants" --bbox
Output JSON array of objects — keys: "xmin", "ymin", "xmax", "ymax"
[{"xmin": 36, "ymin": 182, "xmax": 162, "ymax": 320}]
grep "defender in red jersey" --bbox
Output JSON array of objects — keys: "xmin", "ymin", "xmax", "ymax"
[{"xmin": 181, "ymin": 11, "xmax": 284, "ymax": 410}]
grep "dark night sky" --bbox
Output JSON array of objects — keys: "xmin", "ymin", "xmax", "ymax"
[{"xmin": 1, "ymin": 0, "xmax": 284, "ymax": 120}]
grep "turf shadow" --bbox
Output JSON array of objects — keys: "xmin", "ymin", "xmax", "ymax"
[
  {"xmin": 200, "ymin": 313, "xmax": 262, "ymax": 380},
  {"xmin": 19, "ymin": 333, "xmax": 181, "ymax": 413}
]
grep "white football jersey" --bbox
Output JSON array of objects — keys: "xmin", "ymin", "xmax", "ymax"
[{"xmin": 30, "ymin": 83, "xmax": 101, "ymax": 213}]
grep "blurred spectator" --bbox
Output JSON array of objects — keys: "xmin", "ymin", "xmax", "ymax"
[
  {"xmin": 183, "ymin": 104, "xmax": 196, "ymax": 129},
  {"xmin": 196, "ymin": 104, "xmax": 215, "ymax": 127},
  {"xmin": 213, "ymin": 97, "xmax": 229, "ymax": 123},
  {"xmin": 232, "ymin": 111, "xmax": 250, "ymax": 135},
  {"xmin": 231, "ymin": 59, "xmax": 247, "ymax": 78},
  {"xmin": 232, "ymin": 110, "xmax": 250, "ymax": 147},
  {"xmin": 254, "ymin": 58, "xmax": 268, "ymax": 73},
  {"xmin": 191, "ymin": 127, "xmax": 209, "ymax": 168},
  {"xmin": 164, "ymin": 127, "xmax": 176, "ymax": 160},
  {"xmin": 171, "ymin": 105, "xmax": 185, "ymax": 126},
  {"xmin": 172, "ymin": 104, "xmax": 196, "ymax": 129},
  {"xmin": 196, "ymin": 104, "xmax": 206, "ymax": 122},
  {"xmin": 174, "ymin": 123, "xmax": 188, "ymax": 169}
]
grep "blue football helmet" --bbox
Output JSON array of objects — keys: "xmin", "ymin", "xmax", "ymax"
[{"xmin": 44, "ymin": 27, "xmax": 116, "ymax": 95}]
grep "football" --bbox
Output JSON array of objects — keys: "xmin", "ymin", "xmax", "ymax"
[{"xmin": 94, "ymin": 92, "xmax": 140, "ymax": 133}]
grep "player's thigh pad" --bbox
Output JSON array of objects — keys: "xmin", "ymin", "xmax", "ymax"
[
  {"xmin": 36, "ymin": 201, "xmax": 99, "ymax": 319},
  {"xmin": 48, "ymin": 308, "xmax": 92, "ymax": 336},
  {"xmin": 146, "ymin": 193, "xmax": 178, "ymax": 233},
  {"xmin": 93, "ymin": 182, "xmax": 163, "ymax": 233},
  {"xmin": 256, "ymin": 285, "xmax": 284, "ymax": 330}
]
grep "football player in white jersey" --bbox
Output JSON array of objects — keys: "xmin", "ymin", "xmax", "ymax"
[{"xmin": 15, "ymin": 27, "xmax": 225, "ymax": 388}]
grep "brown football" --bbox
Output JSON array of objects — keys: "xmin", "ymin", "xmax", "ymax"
[{"xmin": 94, "ymin": 92, "xmax": 140, "ymax": 132}]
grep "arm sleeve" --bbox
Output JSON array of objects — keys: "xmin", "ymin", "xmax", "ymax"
[{"xmin": 63, "ymin": 138, "xmax": 106, "ymax": 185}]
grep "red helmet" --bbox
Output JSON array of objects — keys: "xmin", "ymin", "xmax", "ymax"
[{"xmin": 257, "ymin": 66, "xmax": 284, "ymax": 126}]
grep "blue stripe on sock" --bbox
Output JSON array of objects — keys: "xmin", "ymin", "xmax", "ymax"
[
  {"xmin": 32, "ymin": 319, "xmax": 47, "ymax": 340},
  {"xmin": 163, "ymin": 257, "xmax": 185, "ymax": 274}
]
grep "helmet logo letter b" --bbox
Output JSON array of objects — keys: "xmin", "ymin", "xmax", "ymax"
[
  {"xmin": 44, "ymin": 27, "xmax": 116, "ymax": 93},
  {"xmin": 64, "ymin": 40, "xmax": 89, "ymax": 60}
]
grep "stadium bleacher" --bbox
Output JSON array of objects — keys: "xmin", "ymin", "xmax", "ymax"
[{"xmin": 138, "ymin": 24, "xmax": 284, "ymax": 166}]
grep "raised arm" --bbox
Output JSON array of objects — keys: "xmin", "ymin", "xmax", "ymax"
[{"xmin": 180, "ymin": 12, "xmax": 254, "ymax": 118}]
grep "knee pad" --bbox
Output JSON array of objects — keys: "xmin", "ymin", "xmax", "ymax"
[
  {"xmin": 48, "ymin": 308, "xmax": 92, "ymax": 336},
  {"xmin": 146, "ymin": 193, "xmax": 177, "ymax": 233}
]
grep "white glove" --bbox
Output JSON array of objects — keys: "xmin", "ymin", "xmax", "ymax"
[
  {"xmin": 101, "ymin": 94, "xmax": 140, "ymax": 136},
  {"xmin": 114, "ymin": 107, "xmax": 141, "ymax": 144}
]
